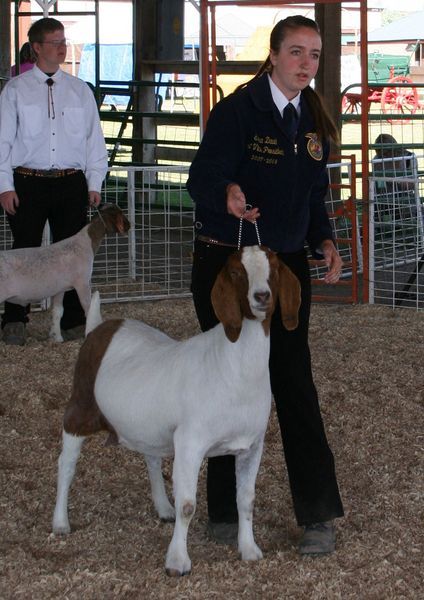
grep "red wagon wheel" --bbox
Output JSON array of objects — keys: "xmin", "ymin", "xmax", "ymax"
[
  {"xmin": 342, "ymin": 92, "xmax": 362, "ymax": 114},
  {"xmin": 381, "ymin": 75, "xmax": 419, "ymax": 124}
]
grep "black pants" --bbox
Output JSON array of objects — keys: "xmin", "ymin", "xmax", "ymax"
[
  {"xmin": 191, "ymin": 240, "xmax": 344, "ymax": 526},
  {"xmin": 1, "ymin": 171, "xmax": 89, "ymax": 330}
]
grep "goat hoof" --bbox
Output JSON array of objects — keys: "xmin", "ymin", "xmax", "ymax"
[
  {"xmin": 52, "ymin": 525, "xmax": 71, "ymax": 535},
  {"xmin": 157, "ymin": 503, "xmax": 175, "ymax": 522},
  {"xmin": 240, "ymin": 543, "xmax": 263, "ymax": 561},
  {"xmin": 159, "ymin": 507, "xmax": 176, "ymax": 522},
  {"xmin": 52, "ymin": 519, "xmax": 71, "ymax": 535},
  {"xmin": 160, "ymin": 515, "xmax": 175, "ymax": 523},
  {"xmin": 50, "ymin": 333, "xmax": 64, "ymax": 343},
  {"xmin": 165, "ymin": 551, "xmax": 191, "ymax": 577},
  {"xmin": 165, "ymin": 567, "xmax": 190, "ymax": 577}
]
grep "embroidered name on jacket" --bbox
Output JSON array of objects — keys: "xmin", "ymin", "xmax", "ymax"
[
  {"xmin": 247, "ymin": 134, "xmax": 284, "ymax": 165},
  {"xmin": 305, "ymin": 132, "xmax": 323, "ymax": 161}
]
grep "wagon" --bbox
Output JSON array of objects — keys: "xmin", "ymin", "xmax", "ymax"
[{"xmin": 342, "ymin": 52, "xmax": 420, "ymax": 123}]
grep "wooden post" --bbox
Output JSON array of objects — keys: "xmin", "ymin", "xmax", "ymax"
[
  {"xmin": 0, "ymin": 0, "xmax": 11, "ymax": 81},
  {"xmin": 315, "ymin": 3, "xmax": 342, "ymax": 149},
  {"xmin": 133, "ymin": 0, "xmax": 157, "ymax": 165}
]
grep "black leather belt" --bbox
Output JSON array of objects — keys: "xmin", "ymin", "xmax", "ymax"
[
  {"xmin": 14, "ymin": 167, "xmax": 81, "ymax": 178},
  {"xmin": 196, "ymin": 234, "xmax": 237, "ymax": 248}
]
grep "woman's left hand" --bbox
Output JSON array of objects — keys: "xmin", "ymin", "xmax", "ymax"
[{"xmin": 320, "ymin": 239, "xmax": 343, "ymax": 284}]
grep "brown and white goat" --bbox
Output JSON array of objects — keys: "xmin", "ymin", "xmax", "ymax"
[
  {"xmin": 52, "ymin": 245, "xmax": 301, "ymax": 576},
  {"xmin": 0, "ymin": 204, "xmax": 130, "ymax": 342}
]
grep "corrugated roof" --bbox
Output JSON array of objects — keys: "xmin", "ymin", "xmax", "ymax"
[{"xmin": 368, "ymin": 11, "xmax": 424, "ymax": 42}]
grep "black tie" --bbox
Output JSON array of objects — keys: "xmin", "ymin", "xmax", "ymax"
[
  {"xmin": 282, "ymin": 103, "xmax": 298, "ymax": 142},
  {"xmin": 46, "ymin": 78, "xmax": 55, "ymax": 119}
]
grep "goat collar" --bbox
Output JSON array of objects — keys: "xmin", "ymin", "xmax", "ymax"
[
  {"xmin": 95, "ymin": 207, "xmax": 107, "ymax": 228},
  {"xmin": 237, "ymin": 204, "xmax": 261, "ymax": 250}
]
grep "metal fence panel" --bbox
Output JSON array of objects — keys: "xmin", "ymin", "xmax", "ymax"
[
  {"xmin": 1, "ymin": 162, "xmax": 363, "ymax": 310},
  {"xmin": 369, "ymin": 161, "xmax": 424, "ymax": 309},
  {"xmin": 96, "ymin": 165, "xmax": 193, "ymax": 302},
  {"xmin": 308, "ymin": 158, "xmax": 360, "ymax": 304}
]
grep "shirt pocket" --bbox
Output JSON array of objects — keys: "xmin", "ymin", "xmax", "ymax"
[
  {"xmin": 63, "ymin": 107, "xmax": 85, "ymax": 137},
  {"xmin": 20, "ymin": 104, "xmax": 42, "ymax": 138}
]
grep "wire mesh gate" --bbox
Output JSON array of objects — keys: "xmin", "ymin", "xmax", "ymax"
[
  {"xmin": 4, "ymin": 158, "xmax": 423, "ymax": 311},
  {"xmin": 0, "ymin": 160, "xmax": 360, "ymax": 308},
  {"xmin": 369, "ymin": 158, "xmax": 424, "ymax": 309},
  {"xmin": 309, "ymin": 156, "xmax": 360, "ymax": 304},
  {"xmin": 98, "ymin": 160, "xmax": 360, "ymax": 305},
  {"xmin": 96, "ymin": 166, "xmax": 194, "ymax": 302}
]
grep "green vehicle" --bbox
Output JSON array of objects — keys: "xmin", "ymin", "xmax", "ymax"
[{"xmin": 368, "ymin": 51, "xmax": 410, "ymax": 82}]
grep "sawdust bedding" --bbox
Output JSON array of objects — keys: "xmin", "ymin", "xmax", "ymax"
[{"xmin": 0, "ymin": 299, "xmax": 422, "ymax": 599}]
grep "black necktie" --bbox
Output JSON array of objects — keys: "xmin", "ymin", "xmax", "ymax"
[
  {"xmin": 46, "ymin": 78, "xmax": 55, "ymax": 119},
  {"xmin": 282, "ymin": 102, "xmax": 298, "ymax": 142}
]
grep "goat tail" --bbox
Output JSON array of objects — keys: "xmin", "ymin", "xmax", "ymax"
[{"xmin": 85, "ymin": 291, "xmax": 103, "ymax": 336}]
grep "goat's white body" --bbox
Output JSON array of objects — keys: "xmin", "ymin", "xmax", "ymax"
[
  {"xmin": 52, "ymin": 246, "xmax": 300, "ymax": 576},
  {"xmin": 97, "ymin": 318, "xmax": 271, "ymax": 457},
  {"xmin": 0, "ymin": 229, "xmax": 94, "ymax": 341},
  {"xmin": 0, "ymin": 234, "xmax": 94, "ymax": 305},
  {"xmin": 0, "ymin": 206, "xmax": 129, "ymax": 343},
  {"xmin": 95, "ymin": 317, "xmax": 271, "ymax": 573}
]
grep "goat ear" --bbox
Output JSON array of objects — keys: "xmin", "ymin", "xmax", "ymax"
[
  {"xmin": 211, "ymin": 269, "xmax": 242, "ymax": 343},
  {"xmin": 116, "ymin": 213, "xmax": 126, "ymax": 234},
  {"xmin": 278, "ymin": 260, "xmax": 301, "ymax": 331}
]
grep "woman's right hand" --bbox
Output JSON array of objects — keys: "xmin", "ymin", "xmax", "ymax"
[{"xmin": 226, "ymin": 183, "xmax": 260, "ymax": 222}]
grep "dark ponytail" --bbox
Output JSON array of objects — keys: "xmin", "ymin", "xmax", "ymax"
[
  {"xmin": 302, "ymin": 86, "xmax": 339, "ymax": 144},
  {"xmin": 235, "ymin": 15, "xmax": 339, "ymax": 144}
]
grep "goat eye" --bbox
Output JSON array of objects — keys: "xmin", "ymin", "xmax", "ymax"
[{"xmin": 229, "ymin": 269, "xmax": 242, "ymax": 279}]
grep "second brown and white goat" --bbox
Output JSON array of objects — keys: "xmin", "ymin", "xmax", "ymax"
[
  {"xmin": 52, "ymin": 245, "xmax": 301, "ymax": 576},
  {"xmin": 0, "ymin": 204, "xmax": 130, "ymax": 342}
]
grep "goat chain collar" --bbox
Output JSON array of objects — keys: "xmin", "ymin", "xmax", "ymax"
[
  {"xmin": 237, "ymin": 204, "xmax": 261, "ymax": 250},
  {"xmin": 95, "ymin": 206, "xmax": 107, "ymax": 228}
]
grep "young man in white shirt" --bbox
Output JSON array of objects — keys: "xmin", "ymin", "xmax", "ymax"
[{"xmin": 0, "ymin": 17, "xmax": 108, "ymax": 345}]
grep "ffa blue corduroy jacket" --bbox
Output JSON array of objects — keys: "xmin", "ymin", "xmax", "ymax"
[{"xmin": 187, "ymin": 74, "xmax": 334, "ymax": 255}]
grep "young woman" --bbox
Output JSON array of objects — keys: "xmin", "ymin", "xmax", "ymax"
[
  {"xmin": 187, "ymin": 15, "xmax": 344, "ymax": 555},
  {"xmin": 11, "ymin": 42, "xmax": 35, "ymax": 76}
]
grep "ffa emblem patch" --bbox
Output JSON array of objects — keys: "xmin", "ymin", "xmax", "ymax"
[{"xmin": 305, "ymin": 133, "xmax": 323, "ymax": 161}]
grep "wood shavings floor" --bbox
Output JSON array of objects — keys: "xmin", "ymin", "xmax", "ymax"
[{"xmin": 0, "ymin": 300, "xmax": 423, "ymax": 599}]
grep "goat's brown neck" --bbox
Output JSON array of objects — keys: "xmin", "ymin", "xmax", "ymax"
[{"xmin": 87, "ymin": 219, "xmax": 106, "ymax": 254}]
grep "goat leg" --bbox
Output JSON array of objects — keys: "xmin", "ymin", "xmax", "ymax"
[
  {"xmin": 52, "ymin": 430, "xmax": 85, "ymax": 534},
  {"xmin": 144, "ymin": 454, "xmax": 175, "ymax": 522},
  {"xmin": 235, "ymin": 442, "xmax": 264, "ymax": 561},
  {"xmin": 74, "ymin": 282, "xmax": 92, "ymax": 320},
  {"xmin": 165, "ymin": 442, "xmax": 203, "ymax": 576},
  {"xmin": 50, "ymin": 292, "xmax": 65, "ymax": 342}
]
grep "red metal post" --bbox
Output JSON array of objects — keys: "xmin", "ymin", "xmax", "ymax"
[
  {"xmin": 360, "ymin": 0, "xmax": 369, "ymax": 303},
  {"xmin": 210, "ymin": 6, "xmax": 218, "ymax": 106},
  {"xmin": 200, "ymin": 0, "xmax": 210, "ymax": 134}
]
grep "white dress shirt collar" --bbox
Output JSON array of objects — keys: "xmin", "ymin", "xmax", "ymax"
[
  {"xmin": 267, "ymin": 74, "xmax": 301, "ymax": 115},
  {"xmin": 31, "ymin": 64, "xmax": 63, "ymax": 83}
]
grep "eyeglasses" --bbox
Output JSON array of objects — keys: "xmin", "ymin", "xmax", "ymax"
[{"xmin": 40, "ymin": 39, "xmax": 68, "ymax": 47}]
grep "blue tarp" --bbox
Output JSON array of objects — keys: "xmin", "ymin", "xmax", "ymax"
[
  {"xmin": 78, "ymin": 43, "xmax": 171, "ymax": 106},
  {"xmin": 78, "ymin": 43, "xmax": 132, "ymax": 105}
]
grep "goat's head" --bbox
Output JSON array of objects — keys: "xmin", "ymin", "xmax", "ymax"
[
  {"xmin": 211, "ymin": 245, "xmax": 301, "ymax": 343},
  {"xmin": 97, "ymin": 204, "xmax": 131, "ymax": 235}
]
